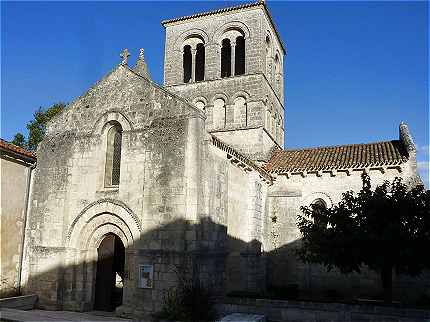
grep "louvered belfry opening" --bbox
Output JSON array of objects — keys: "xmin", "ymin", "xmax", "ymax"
[
  {"xmin": 183, "ymin": 45, "xmax": 192, "ymax": 83},
  {"xmin": 221, "ymin": 38, "xmax": 231, "ymax": 78},
  {"xmin": 105, "ymin": 122, "xmax": 122, "ymax": 187},
  {"xmin": 195, "ymin": 43, "xmax": 205, "ymax": 81},
  {"xmin": 235, "ymin": 36, "xmax": 245, "ymax": 76}
]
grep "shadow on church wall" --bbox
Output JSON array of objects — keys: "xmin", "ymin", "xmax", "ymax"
[{"xmin": 22, "ymin": 217, "xmax": 430, "ymax": 316}]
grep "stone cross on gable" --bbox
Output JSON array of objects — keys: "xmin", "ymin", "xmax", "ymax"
[{"xmin": 120, "ymin": 48, "xmax": 130, "ymax": 65}]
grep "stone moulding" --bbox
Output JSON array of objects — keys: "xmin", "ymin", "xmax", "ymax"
[
  {"xmin": 91, "ymin": 110, "xmax": 134, "ymax": 135},
  {"xmin": 65, "ymin": 198, "xmax": 142, "ymax": 248},
  {"xmin": 302, "ymin": 191, "xmax": 333, "ymax": 208},
  {"xmin": 173, "ymin": 28, "xmax": 210, "ymax": 52}
]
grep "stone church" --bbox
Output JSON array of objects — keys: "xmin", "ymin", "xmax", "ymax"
[{"xmin": 15, "ymin": 0, "xmax": 425, "ymax": 317}]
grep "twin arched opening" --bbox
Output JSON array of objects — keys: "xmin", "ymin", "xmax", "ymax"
[
  {"xmin": 221, "ymin": 34, "xmax": 245, "ymax": 78},
  {"xmin": 183, "ymin": 37, "xmax": 205, "ymax": 83},
  {"xmin": 181, "ymin": 28, "xmax": 246, "ymax": 83}
]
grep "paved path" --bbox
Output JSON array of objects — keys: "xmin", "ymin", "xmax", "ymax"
[{"xmin": 0, "ymin": 308, "xmax": 132, "ymax": 322}]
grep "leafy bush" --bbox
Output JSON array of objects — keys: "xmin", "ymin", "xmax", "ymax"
[{"xmin": 155, "ymin": 270, "xmax": 216, "ymax": 322}]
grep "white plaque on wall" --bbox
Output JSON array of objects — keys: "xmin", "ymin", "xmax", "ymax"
[{"xmin": 138, "ymin": 264, "xmax": 153, "ymax": 288}]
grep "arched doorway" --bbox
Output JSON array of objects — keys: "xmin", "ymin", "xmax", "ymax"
[{"xmin": 94, "ymin": 234, "xmax": 125, "ymax": 311}]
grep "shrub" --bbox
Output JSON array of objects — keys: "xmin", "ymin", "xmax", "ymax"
[{"xmin": 155, "ymin": 269, "xmax": 216, "ymax": 322}]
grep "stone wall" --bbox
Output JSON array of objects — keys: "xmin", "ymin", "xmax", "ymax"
[
  {"xmin": 0, "ymin": 155, "xmax": 33, "ymax": 297},
  {"xmin": 263, "ymin": 156, "xmax": 429, "ymax": 303},
  {"xmin": 167, "ymin": 73, "xmax": 284, "ymax": 160},
  {"xmin": 164, "ymin": 7, "xmax": 264, "ymax": 86},
  {"xmin": 21, "ymin": 64, "xmax": 210, "ymax": 316},
  {"xmin": 20, "ymin": 59, "xmax": 273, "ymax": 317},
  {"xmin": 201, "ymin": 140, "xmax": 270, "ymax": 295},
  {"xmin": 163, "ymin": 3, "xmax": 285, "ymax": 159}
]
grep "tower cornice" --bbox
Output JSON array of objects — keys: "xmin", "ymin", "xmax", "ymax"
[{"xmin": 161, "ymin": 1, "xmax": 286, "ymax": 54}]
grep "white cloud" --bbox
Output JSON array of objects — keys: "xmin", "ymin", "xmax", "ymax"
[
  {"xmin": 417, "ymin": 160, "xmax": 429, "ymax": 171},
  {"xmin": 416, "ymin": 144, "xmax": 429, "ymax": 155}
]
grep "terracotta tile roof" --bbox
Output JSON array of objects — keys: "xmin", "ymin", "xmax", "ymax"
[
  {"xmin": 265, "ymin": 140, "xmax": 409, "ymax": 174},
  {"xmin": 161, "ymin": 1, "xmax": 286, "ymax": 54},
  {"xmin": 211, "ymin": 135, "xmax": 273, "ymax": 183},
  {"xmin": 162, "ymin": 1, "xmax": 261, "ymax": 25},
  {"xmin": 0, "ymin": 138, "xmax": 36, "ymax": 162}
]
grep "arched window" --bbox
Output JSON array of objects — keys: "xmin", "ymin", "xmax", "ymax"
[
  {"xmin": 213, "ymin": 98, "xmax": 226, "ymax": 128},
  {"xmin": 274, "ymin": 53, "xmax": 281, "ymax": 73},
  {"xmin": 183, "ymin": 45, "xmax": 192, "ymax": 83},
  {"xmin": 274, "ymin": 53, "xmax": 281, "ymax": 92},
  {"xmin": 221, "ymin": 39, "xmax": 231, "ymax": 78},
  {"xmin": 235, "ymin": 36, "xmax": 245, "ymax": 76},
  {"xmin": 266, "ymin": 107, "xmax": 272, "ymax": 132},
  {"xmin": 195, "ymin": 43, "xmax": 205, "ymax": 82},
  {"xmin": 271, "ymin": 112, "xmax": 276, "ymax": 137},
  {"xmin": 277, "ymin": 116, "xmax": 282, "ymax": 142},
  {"xmin": 265, "ymin": 35, "xmax": 272, "ymax": 80},
  {"xmin": 233, "ymin": 96, "xmax": 247, "ymax": 126},
  {"xmin": 195, "ymin": 100, "xmax": 205, "ymax": 111},
  {"xmin": 280, "ymin": 116, "xmax": 284, "ymax": 145},
  {"xmin": 311, "ymin": 199, "xmax": 328, "ymax": 228},
  {"xmin": 105, "ymin": 123, "xmax": 122, "ymax": 187}
]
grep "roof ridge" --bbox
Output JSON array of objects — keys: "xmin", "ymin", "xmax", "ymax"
[
  {"xmin": 265, "ymin": 139, "xmax": 409, "ymax": 174},
  {"xmin": 161, "ymin": 1, "xmax": 262, "ymax": 25},
  {"xmin": 283, "ymin": 139, "xmax": 402, "ymax": 153}
]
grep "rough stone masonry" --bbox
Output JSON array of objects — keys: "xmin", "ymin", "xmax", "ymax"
[{"xmin": 17, "ymin": 0, "xmax": 427, "ymax": 318}]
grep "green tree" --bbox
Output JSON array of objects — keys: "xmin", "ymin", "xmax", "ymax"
[
  {"xmin": 14, "ymin": 102, "xmax": 66, "ymax": 151},
  {"xmin": 297, "ymin": 173, "xmax": 430, "ymax": 303},
  {"xmin": 11, "ymin": 133, "xmax": 27, "ymax": 149}
]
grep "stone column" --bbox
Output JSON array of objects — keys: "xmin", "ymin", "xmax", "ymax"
[
  {"xmin": 191, "ymin": 48, "xmax": 197, "ymax": 83},
  {"xmin": 180, "ymin": 48, "xmax": 185, "ymax": 83},
  {"xmin": 231, "ymin": 41, "xmax": 236, "ymax": 77}
]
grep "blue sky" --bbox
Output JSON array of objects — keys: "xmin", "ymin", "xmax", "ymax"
[{"xmin": 1, "ymin": 1, "xmax": 428, "ymax": 186}]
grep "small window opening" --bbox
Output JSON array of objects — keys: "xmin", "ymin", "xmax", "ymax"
[
  {"xmin": 221, "ymin": 39, "xmax": 231, "ymax": 78},
  {"xmin": 312, "ymin": 199, "xmax": 328, "ymax": 228},
  {"xmin": 183, "ymin": 45, "xmax": 192, "ymax": 83},
  {"xmin": 213, "ymin": 98, "xmax": 226, "ymax": 128},
  {"xmin": 265, "ymin": 35, "xmax": 272, "ymax": 79},
  {"xmin": 234, "ymin": 96, "xmax": 247, "ymax": 126},
  {"xmin": 195, "ymin": 101, "xmax": 205, "ymax": 111},
  {"xmin": 195, "ymin": 43, "xmax": 205, "ymax": 82},
  {"xmin": 235, "ymin": 36, "xmax": 245, "ymax": 76}
]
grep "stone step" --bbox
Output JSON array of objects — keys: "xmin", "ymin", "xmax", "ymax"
[{"xmin": 0, "ymin": 308, "xmax": 131, "ymax": 322}]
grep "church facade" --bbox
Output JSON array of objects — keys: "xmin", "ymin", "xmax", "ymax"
[{"xmin": 20, "ymin": 1, "xmax": 425, "ymax": 317}]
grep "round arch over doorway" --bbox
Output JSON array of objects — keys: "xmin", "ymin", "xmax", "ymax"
[{"xmin": 65, "ymin": 199, "xmax": 141, "ymax": 311}]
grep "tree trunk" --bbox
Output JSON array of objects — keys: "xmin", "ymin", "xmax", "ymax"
[{"xmin": 381, "ymin": 265, "xmax": 393, "ymax": 304}]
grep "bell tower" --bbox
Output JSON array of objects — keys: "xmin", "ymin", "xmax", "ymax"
[{"xmin": 162, "ymin": 1, "xmax": 286, "ymax": 161}]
